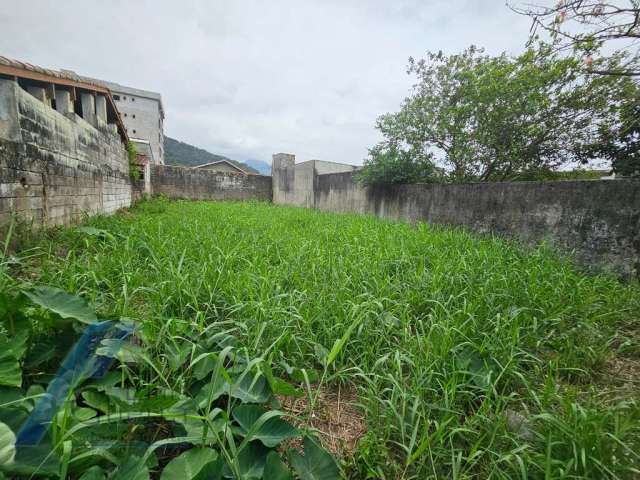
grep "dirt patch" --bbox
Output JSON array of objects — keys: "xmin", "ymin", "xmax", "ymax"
[
  {"xmin": 604, "ymin": 354, "xmax": 640, "ymax": 395},
  {"xmin": 278, "ymin": 385, "xmax": 366, "ymax": 458}
]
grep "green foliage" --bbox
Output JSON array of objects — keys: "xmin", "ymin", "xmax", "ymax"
[
  {"xmin": 0, "ymin": 422, "xmax": 15, "ymax": 466},
  {"xmin": 361, "ymin": 43, "xmax": 636, "ymax": 185},
  {"xmin": 356, "ymin": 144, "xmax": 441, "ymax": 186},
  {"xmin": 582, "ymin": 83, "xmax": 640, "ymax": 178},
  {"xmin": 1, "ymin": 199, "xmax": 639, "ymax": 478},
  {"xmin": 164, "ymin": 137, "xmax": 259, "ymax": 173},
  {"xmin": 289, "ymin": 437, "xmax": 340, "ymax": 480},
  {"xmin": 127, "ymin": 142, "xmax": 142, "ymax": 182}
]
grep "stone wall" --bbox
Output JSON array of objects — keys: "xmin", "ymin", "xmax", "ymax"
[
  {"xmin": 272, "ymin": 156, "xmax": 640, "ymax": 277},
  {"xmin": 150, "ymin": 164, "xmax": 272, "ymax": 201},
  {"xmin": 0, "ymin": 79, "xmax": 131, "ymax": 227}
]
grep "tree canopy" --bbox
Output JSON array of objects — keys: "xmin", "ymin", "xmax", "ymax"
[{"xmin": 358, "ymin": 44, "xmax": 638, "ymax": 185}]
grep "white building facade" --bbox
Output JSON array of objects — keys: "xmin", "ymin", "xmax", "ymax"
[{"xmin": 90, "ymin": 79, "xmax": 165, "ymax": 165}]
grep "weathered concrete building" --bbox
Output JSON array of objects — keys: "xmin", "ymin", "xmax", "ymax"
[
  {"xmin": 81, "ymin": 77, "xmax": 164, "ymax": 165},
  {"xmin": 0, "ymin": 57, "xmax": 132, "ymax": 226}
]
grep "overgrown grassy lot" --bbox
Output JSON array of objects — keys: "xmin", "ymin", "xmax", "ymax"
[{"xmin": 2, "ymin": 199, "xmax": 640, "ymax": 479}]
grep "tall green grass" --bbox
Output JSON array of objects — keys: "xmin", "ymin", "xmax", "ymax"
[{"xmin": 4, "ymin": 198, "xmax": 640, "ymax": 479}]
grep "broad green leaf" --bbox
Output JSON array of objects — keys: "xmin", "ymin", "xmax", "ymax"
[
  {"xmin": 74, "ymin": 407, "xmax": 97, "ymax": 422},
  {"xmin": 263, "ymin": 451, "xmax": 293, "ymax": 480},
  {"xmin": 232, "ymin": 405, "xmax": 298, "ymax": 448},
  {"xmin": 23, "ymin": 286, "xmax": 97, "ymax": 324},
  {"xmin": 0, "ymin": 332, "xmax": 28, "ymax": 388},
  {"xmin": 160, "ymin": 447, "xmax": 221, "ymax": 480},
  {"xmin": 5, "ymin": 444, "xmax": 59, "ymax": 477},
  {"xmin": 79, "ymin": 465, "xmax": 107, "ymax": 480},
  {"xmin": 289, "ymin": 437, "xmax": 340, "ymax": 480},
  {"xmin": 230, "ymin": 375, "xmax": 270, "ymax": 404},
  {"xmin": 263, "ymin": 363, "xmax": 303, "ymax": 398},
  {"xmin": 0, "ymin": 422, "xmax": 15, "ymax": 466},
  {"xmin": 110, "ymin": 455, "xmax": 149, "ymax": 480},
  {"xmin": 0, "ymin": 355, "xmax": 21, "ymax": 388},
  {"xmin": 76, "ymin": 226, "xmax": 114, "ymax": 241},
  {"xmin": 81, "ymin": 391, "xmax": 111, "ymax": 414},
  {"xmin": 224, "ymin": 441, "xmax": 269, "ymax": 480},
  {"xmin": 195, "ymin": 373, "xmax": 228, "ymax": 408}
]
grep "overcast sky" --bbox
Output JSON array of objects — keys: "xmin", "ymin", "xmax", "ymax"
[{"xmin": 0, "ymin": 0, "xmax": 533, "ymax": 165}]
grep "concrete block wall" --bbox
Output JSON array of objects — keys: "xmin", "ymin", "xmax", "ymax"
[
  {"xmin": 150, "ymin": 164, "xmax": 272, "ymax": 201},
  {"xmin": 271, "ymin": 153, "xmax": 357, "ymax": 208},
  {"xmin": 272, "ymin": 155, "xmax": 640, "ymax": 278},
  {"xmin": 0, "ymin": 79, "xmax": 131, "ymax": 227}
]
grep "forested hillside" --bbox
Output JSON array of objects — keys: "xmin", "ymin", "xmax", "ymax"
[{"xmin": 164, "ymin": 137, "xmax": 259, "ymax": 173}]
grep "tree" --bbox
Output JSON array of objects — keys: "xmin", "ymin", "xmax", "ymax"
[
  {"xmin": 358, "ymin": 44, "xmax": 635, "ymax": 185},
  {"xmin": 582, "ymin": 82, "xmax": 640, "ymax": 176},
  {"xmin": 510, "ymin": 0, "xmax": 640, "ymax": 76}
]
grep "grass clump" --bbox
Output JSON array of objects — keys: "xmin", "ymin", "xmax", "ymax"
[{"xmin": 2, "ymin": 199, "xmax": 639, "ymax": 479}]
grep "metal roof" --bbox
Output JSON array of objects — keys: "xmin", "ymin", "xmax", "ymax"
[{"xmin": 194, "ymin": 160, "xmax": 247, "ymax": 174}]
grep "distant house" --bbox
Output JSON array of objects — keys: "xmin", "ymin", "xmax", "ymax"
[{"xmin": 194, "ymin": 160, "xmax": 247, "ymax": 175}]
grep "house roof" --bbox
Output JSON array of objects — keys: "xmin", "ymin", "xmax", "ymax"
[
  {"xmin": 194, "ymin": 160, "xmax": 247, "ymax": 174},
  {"xmin": 0, "ymin": 55, "xmax": 129, "ymax": 143}
]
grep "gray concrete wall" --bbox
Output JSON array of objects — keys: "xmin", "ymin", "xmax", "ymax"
[
  {"xmin": 0, "ymin": 79, "xmax": 131, "ymax": 227},
  {"xmin": 271, "ymin": 154, "xmax": 357, "ymax": 208},
  {"xmin": 312, "ymin": 171, "xmax": 640, "ymax": 277},
  {"xmin": 150, "ymin": 165, "xmax": 272, "ymax": 201}
]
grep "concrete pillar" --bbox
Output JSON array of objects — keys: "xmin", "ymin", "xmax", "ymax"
[
  {"xmin": 272, "ymin": 153, "xmax": 295, "ymax": 204},
  {"xmin": 27, "ymin": 86, "xmax": 47, "ymax": 103},
  {"xmin": 95, "ymin": 95, "xmax": 107, "ymax": 123},
  {"xmin": 144, "ymin": 162, "xmax": 151, "ymax": 195},
  {"xmin": 54, "ymin": 89, "xmax": 73, "ymax": 114},
  {"xmin": 80, "ymin": 93, "xmax": 96, "ymax": 126}
]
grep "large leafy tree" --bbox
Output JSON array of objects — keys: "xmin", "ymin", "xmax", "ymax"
[{"xmin": 359, "ymin": 44, "xmax": 635, "ymax": 185}]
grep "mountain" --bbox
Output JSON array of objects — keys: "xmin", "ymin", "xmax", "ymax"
[
  {"xmin": 244, "ymin": 158, "xmax": 271, "ymax": 175},
  {"xmin": 163, "ymin": 137, "xmax": 259, "ymax": 174}
]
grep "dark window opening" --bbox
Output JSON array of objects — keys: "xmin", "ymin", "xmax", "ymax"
[
  {"xmin": 124, "ymin": 113, "xmax": 128, "ymax": 117},
  {"xmin": 132, "ymin": 114, "xmax": 136, "ymax": 118},
  {"xmin": 132, "ymin": 129, "xmax": 137, "ymax": 134},
  {"xmin": 113, "ymin": 94, "xmax": 120, "ymax": 101},
  {"xmin": 131, "ymin": 98, "xmax": 135, "ymax": 102}
]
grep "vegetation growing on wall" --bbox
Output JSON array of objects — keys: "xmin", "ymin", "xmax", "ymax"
[
  {"xmin": 127, "ymin": 141, "xmax": 141, "ymax": 182},
  {"xmin": 1, "ymin": 199, "xmax": 639, "ymax": 478}
]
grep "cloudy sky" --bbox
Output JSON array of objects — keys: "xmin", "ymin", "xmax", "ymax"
[{"xmin": 0, "ymin": 0, "xmax": 533, "ymax": 165}]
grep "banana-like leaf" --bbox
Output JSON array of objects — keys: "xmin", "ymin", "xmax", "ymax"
[{"xmin": 23, "ymin": 286, "xmax": 97, "ymax": 324}]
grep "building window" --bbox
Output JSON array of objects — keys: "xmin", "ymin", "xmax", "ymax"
[
  {"xmin": 123, "ymin": 96, "xmax": 127, "ymax": 100},
  {"xmin": 113, "ymin": 94, "xmax": 120, "ymax": 101},
  {"xmin": 132, "ymin": 98, "xmax": 135, "ymax": 102},
  {"xmin": 132, "ymin": 114, "xmax": 136, "ymax": 118},
  {"xmin": 124, "ymin": 113, "xmax": 128, "ymax": 117},
  {"xmin": 133, "ymin": 129, "xmax": 136, "ymax": 134}
]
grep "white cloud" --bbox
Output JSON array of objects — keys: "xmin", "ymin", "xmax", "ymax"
[{"xmin": 0, "ymin": 0, "xmax": 532, "ymax": 164}]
